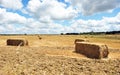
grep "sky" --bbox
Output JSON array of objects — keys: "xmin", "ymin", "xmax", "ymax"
[{"xmin": 0, "ymin": 0, "xmax": 120, "ymax": 34}]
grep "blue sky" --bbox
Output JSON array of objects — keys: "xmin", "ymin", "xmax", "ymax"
[{"xmin": 0, "ymin": 0, "xmax": 120, "ymax": 34}]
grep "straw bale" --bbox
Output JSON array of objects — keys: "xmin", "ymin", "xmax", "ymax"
[
  {"xmin": 38, "ymin": 35, "xmax": 42, "ymax": 40},
  {"xmin": 7, "ymin": 38, "xmax": 28, "ymax": 46},
  {"xmin": 75, "ymin": 42, "xmax": 109, "ymax": 59},
  {"xmin": 74, "ymin": 39, "xmax": 89, "ymax": 44}
]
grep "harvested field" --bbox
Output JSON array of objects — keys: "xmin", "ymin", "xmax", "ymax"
[{"xmin": 0, "ymin": 35, "xmax": 120, "ymax": 75}]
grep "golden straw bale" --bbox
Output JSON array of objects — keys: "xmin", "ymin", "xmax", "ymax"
[
  {"xmin": 37, "ymin": 35, "xmax": 42, "ymax": 40},
  {"xmin": 74, "ymin": 39, "xmax": 89, "ymax": 44},
  {"xmin": 75, "ymin": 42, "xmax": 109, "ymax": 59},
  {"xmin": 7, "ymin": 38, "xmax": 28, "ymax": 46}
]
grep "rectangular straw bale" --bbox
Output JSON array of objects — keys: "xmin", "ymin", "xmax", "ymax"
[
  {"xmin": 7, "ymin": 38, "xmax": 28, "ymax": 46},
  {"xmin": 74, "ymin": 39, "xmax": 89, "ymax": 44},
  {"xmin": 75, "ymin": 42, "xmax": 109, "ymax": 59}
]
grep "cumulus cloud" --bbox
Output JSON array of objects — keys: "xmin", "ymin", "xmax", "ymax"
[
  {"xmin": 0, "ymin": 8, "xmax": 26, "ymax": 24},
  {"xmin": 70, "ymin": 12, "xmax": 120, "ymax": 32},
  {"xmin": 0, "ymin": 26, "xmax": 5, "ymax": 33},
  {"xmin": 0, "ymin": 0, "xmax": 120, "ymax": 34},
  {"xmin": 27, "ymin": 0, "xmax": 77, "ymax": 20},
  {"xmin": 66, "ymin": 0, "xmax": 120, "ymax": 15},
  {"xmin": 0, "ymin": 8, "xmax": 27, "ymax": 33},
  {"xmin": 0, "ymin": 8, "xmax": 65, "ymax": 34},
  {"xmin": 0, "ymin": 7, "xmax": 120, "ymax": 34},
  {"xmin": 0, "ymin": 0, "xmax": 23, "ymax": 10},
  {"xmin": 39, "ymin": 16, "xmax": 52, "ymax": 23}
]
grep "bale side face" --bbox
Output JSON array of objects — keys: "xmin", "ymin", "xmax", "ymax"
[
  {"xmin": 75, "ymin": 42, "xmax": 109, "ymax": 59},
  {"xmin": 100, "ymin": 45, "xmax": 109, "ymax": 58},
  {"xmin": 7, "ymin": 39, "xmax": 28, "ymax": 46}
]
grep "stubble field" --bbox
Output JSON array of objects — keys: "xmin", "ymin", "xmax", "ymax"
[{"xmin": 0, "ymin": 34, "xmax": 120, "ymax": 75}]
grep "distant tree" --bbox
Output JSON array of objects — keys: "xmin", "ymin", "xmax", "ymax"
[
  {"xmin": 90, "ymin": 31, "xmax": 94, "ymax": 35},
  {"xmin": 66, "ymin": 33, "xmax": 79, "ymax": 35},
  {"xmin": 24, "ymin": 33, "xmax": 27, "ymax": 35},
  {"xmin": 61, "ymin": 33, "xmax": 64, "ymax": 35}
]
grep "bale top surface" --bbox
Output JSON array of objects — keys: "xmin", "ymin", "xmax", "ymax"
[
  {"xmin": 76, "ymin": 42, "xmax": 106, "ymax": 46},
  {"xmin": 7, "ymin": 38, "xmax": 26, "ymax": 40}
]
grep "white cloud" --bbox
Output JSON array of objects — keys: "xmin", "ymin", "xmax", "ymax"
[
  {"xmin": 70, "ymin": 12, "xmax": 120, "ymax": 32},
  {"xmin": 0, "ymin": 0, "xmax": 120, "ymax": 34},
  {"xmin": 0, "ymin": 26, "xmax": 5, "ymax": 32},
  {"xmin": 25, "ymin": 19, "xmax": 65, "ymax": 34},
  {"xmin": 0, "ymin": 7, "xmax": 120, "ymax": 34},
  {"xmin": 0, "ymin": 0, "xmax": 23, "ymax": 10},
  {"xmin": 0, "ymin": 8, "xmax": 27, "ymax": 24},
  {"xmin": 0, "ymin": 8, "xmax": 65, "ymax": 34},
  {"xmin": 0, "ymin": 8, "xmax": 27, "ymax": 33},
  {"xmin": 39, "ymin": 16, "xmax": 52, "ymax": 23},
  {"xmin": 27, "ymin": 0, "xmax": 77, "ymax": 20},
  {"xmin": 66, "ymin": 0, "xmax": 120, "ymax": 15}
]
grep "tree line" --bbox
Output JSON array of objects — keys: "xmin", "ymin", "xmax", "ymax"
[{"xmin": 61, "ymin": 30, "xmax": 120, "ymax": 35}]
